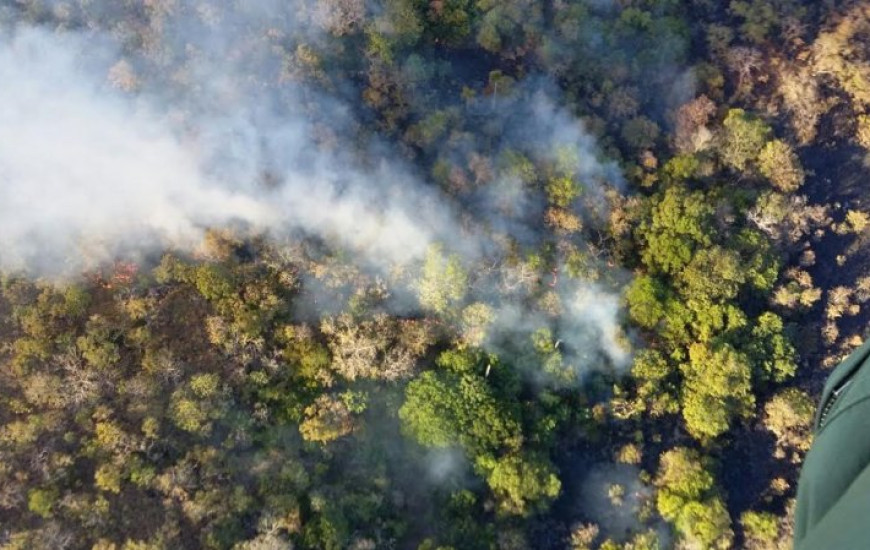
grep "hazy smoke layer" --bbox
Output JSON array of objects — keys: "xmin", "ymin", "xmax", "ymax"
[
  {"xmin": 0, "ymin": 27, "xmax": 468, "ymax": 273},
  {"xmin": 0, "ymin": 2, "xmax": 632, "ymax": 375},
  {"xmin": 0, "ymin": 29, "xmax": 273, "ymax": 272},
  {"xmin": 579, "ymin": 464, "xmax": 670, "ymax": 544}
]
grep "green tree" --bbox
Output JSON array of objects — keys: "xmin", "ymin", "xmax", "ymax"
[
  {"xmin": 746, "ymin": 312, "xmax": 797, "ymax": 384},
  {"xmin": 475, "ymin": 451, "xmax": 561, "ymax": 515},
  {"xmin": 655, "ymin": 448, "xmax": 733, "ymax": 549},
  {"xmin": 475, "ymin": 0, "xmax": 541, "ymax": 54},
  {"xmin": 300, "ymin": 394, "xmax": 355, "ymax": 443},
  {"xmin": 764, "ymin": 388, "xmax": 815, "ymax": 452},
  {"xmin": 418, "ymin": 244, "xmax": 468, "ymax": 314},
  {"xmin": 677, "ymin": 498, "xmax": 733, "ymax": 549},
  {"xmin": 631, "ymin": 349, "xmax": 679, "ymax": 417},
  {"xmin": 379, "ymin": 0, "xmax": 425, "ymax": 46},
  {"xmin": 680, "ymin": 342, "xmax": 754, "ymax": 441},
  {"xmin": 655, "ymin": 448, "xmax": 714, "ymax": 516},
  {"xmin": 679, "ymin": 246, "xmax": 746, "ymax": 302},
  {"xmin": 95, "ymin": 462, "xmax": 123, "ymax": 493},
  {"xmin": 758, "ymin": 139, "xmax": 805, "ymax": 192},
  {"xmin": 399, "ymin": 369, "xmax": 521, "ymax": 454},
  {"xmin": 27, "ymin": 488, "xmax": 58, "ymax": 519},
  {"xmin": 621, "ymin": 116, "xmax": 660, "ymax": 150},
  {"xmin": 459, "ymin": 303, "xmax": 495, "ymax": 347},
  {"xmin": 546, "ymin": 174, "xmax": 582, "ymax": 208},
  {"xmin": 77, "ymin": 315, "xmax": 121, "ymax": 370},
  {"xmin": 731, "ymin": 228, "xmax": 780, "ymax": 292},
  {"xmin": 425, "ymin": 0, "xmax": 475, "ymax": 45},
  {"xmin": 625, "ymin": 275, "xmax": 669, "ymax": 330},
  {"xmin": 720, "ymin": 108, "xmax": 771, "ymax": 171},
  {"xmin": 741, "ymin": 510, "xmax": 779, "ymax": 544},
  {"xmin": 639, "ymin": 186, "xmax": 715, "ymax": 275}
]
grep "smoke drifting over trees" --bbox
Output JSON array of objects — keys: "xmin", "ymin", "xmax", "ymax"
[
  {"xmin": 0, "ymin": 28, "xmax": 269, "ymax": 272},
  {"xmin": 0, "ymin": 24, "xmax": 447, "ymax": 273},
  {"xmin": 0, "ymin": 1, "xmax": 630, "ymax": 382},
  {"xmin": 0, "ymin": 0, "xmax": 862, "ymax": 548},
  {"xmin": 0, "ymin": 3, "xmax": 616, "ymax": 276}
]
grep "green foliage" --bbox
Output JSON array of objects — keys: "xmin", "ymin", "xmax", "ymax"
[
  {"xmin": 680, "ymin": 342, "xmax": 754, "ymax": 441},
  {"xmin": 764, "ymin": 388, "xmax": 815, "ymax": 451},
  {"xmin": 621, "ymin": 116, "xmax": 660, "ymax": 150},
  {"xmin": 191, "ymin": 263, "xmax": 236, "ymax": 303},
  {"xmin": 662, "ymin": 153, "xmax": 701, "ymax": 182},
  {"xmin": 407, "ymin": 109, "xmax": 458, "ymax": 149},
  {"xmin": 546, "ymin": 175, "xmax": 582, "ymax": 208},
  {"xmin": 171, "ymin": 395, "xmax": 210, "ymax": 434},
  {"xmin": 629, "ymin": 349, "xmax": 680, "ymax": 417},
  {"xmin": 95, "ymin": 462, "xmax": 123, "ymax": 493},
  {"xmin": 425, "ymin": 0, "xmax": 475, "ymax": 45},
  {"xmin": 625, "ymin": 275, "xmax": 669, "ymax": 329},
  {"xmin": 365, "ymin": 27, "xmax": 399, "ymax": 64},
  {"xmin": 720, "ymin": 108, "xmax": 772, "ymax": 171},
  {"xmin": 459, "ymin": 303, "xmax": 495, "ymax": 347},
  {"xmin": 399, "ymin": 369, "xmax": 521, "ymax": 454},
  {"xmin": 128, "ymin": 458, "xmax": 157, "ymax": 488},
  {"xmin": 435, "ymin": 490, "xmax": 496, "ymax": 549},
  {"xmin": 381, "ymin": 0, "xmax": 425, "ymax": 46},
  {"xmin": 77, "ymin": 315, "xmax": 121, "ymax": 369},
  {"xmin": 529, "ymin": 327, "xmax": 577, "ymax": 386},
  {"xmin": 639, "ymin": 185, "xmax": 714, "ymax": 275},
  {"xmin": 475, "ymin": 0, "xmax": 541, "ymax": 54},
  {"xmin": 758, "ymin": 139, "xmax": 805, "ymax": 192},
  {"xmin": 436, "ymin": 347, "xmax": 490, "ymax": 374},
  {"xmin": 741, "ymin": 509, "xmax": 779, "ymax": 543},
  {"xmin": 731, "ymin": 228, "xmax": 781, "ymax": 292},
  {"xmin": 746, "ymin": 312, "xmax": 797, "ymax": 383},
  {"xmin": 400, "ymin": 346, "xmax": 565, "ymax": 516},
  {"xmin": 623, "ymin": 530, "xmax": 660, "ymax": 550},
  {"xmin": 280, "ymin": 325, "xmax": 331, "ymax": 389},
  {"xmin": 729, "ymin": 0, "xmax": 804, "ymax": 44},
  {"xmin": 475, "ymin": 451, "xmax": 561, "ymax": 515},
  {"xmin": 418, "ymin": 244, "xmax": 468, "ymax": 314},
  {"xmin": 679, "ymin": 246, "xmax": 745, "ymax": 302},
  {"xmin": 655, "ymin": 448, "xmax": 714, "ymax": 512},
  {"xmin": 476, "ymin": 15, "xmax": 502, "ymax": 52},
  {"xmin": 190, "ymin": 373, "xmax": 221, "ymax": 399},
  {"xmin": 169, "ymin": 375, "xmax": 228, "ymax": 436},
  {"xmin": 27, "ymin": 488, "xmax": 58, "ymax": 518},
  {"xmin": 300, "ymin": 394, "xmax": 355, "ymax": 443},
  {"xmin": 676, "ymin": 498, "xmax": 733, "ymax": 549},
  {"xmin": 632, "ymin": 155, "xmax": 791, "ymax": 448},
  {"xmin": 0, "ymin": 1, "xmax": 817, "ymax": 545},
  {"xmin": 62, "ymin": 285, "xmax": 91, "ymax": 317},
  {"xmin": 656, "ymin": 448, "xmax": 733, "ymax": 549},
  {"xmin": 500, "ymin": 149, "xmax": 537, "ymax": 184}
]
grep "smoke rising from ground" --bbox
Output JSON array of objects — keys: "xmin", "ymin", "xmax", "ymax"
[
  {"xmin": 579, "ymin": 463, "xmax": 670, "ymax": 545},
  {"xmin": 0, "ymin": 29, "xmax": 274, "ymax": 273},
  {"xmin": 0, "ymin": 2, "xmax": 633, "ymax": 377},
  {"xmin": 0, "ymin": 27, "xmax": 467, "ymax": 274}
]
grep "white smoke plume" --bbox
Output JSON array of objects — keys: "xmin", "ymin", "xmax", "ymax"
[
  {"xmin": 0, "ymin": 27, "xmax": 468, "ymax": 274},
  {"xmin": 0, "ymin": 29, "xmax": 258, "ymax": 271},
  {"xmin": 0, "ymin": 2, "xmax": 633, "ymax": 376}
]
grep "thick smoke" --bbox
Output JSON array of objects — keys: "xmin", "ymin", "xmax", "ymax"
[
  {"xmin": 0, "ymin": 29, "xmax": 274, "ymax": 273},
  {"xmin": 0, "ymin": 1, "xmax": 632, "ymax": 376},
  {"xmin": 0, "ymin": 27, "xmax": 468, "ymax": 274}
]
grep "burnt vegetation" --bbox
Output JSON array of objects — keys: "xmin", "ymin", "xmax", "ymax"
[{"xmin": 1, "ymin": 0, "xmax": 870, "ymax": 549}]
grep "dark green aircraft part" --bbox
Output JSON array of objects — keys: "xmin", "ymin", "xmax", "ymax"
[{"xmin": 794, "ymin": 338, "xmax": 870, "ymax": 549}]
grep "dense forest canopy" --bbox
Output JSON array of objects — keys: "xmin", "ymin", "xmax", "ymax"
[{"xmin": 2, "ymin": 0, "xmax": 870, "ymax": 548}]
